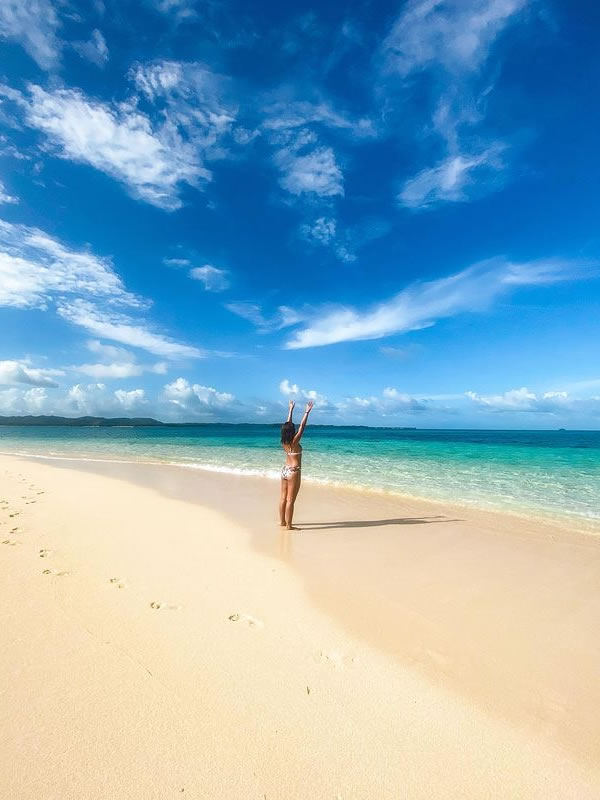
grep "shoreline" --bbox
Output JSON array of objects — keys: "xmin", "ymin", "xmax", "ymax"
[
  {"xmin": 1, "ymin": 453, "xmax": 599, "ymax": 798},
  {"xmin": 2, "ymin": 447, "xmax": 598, "ymax": 536}
]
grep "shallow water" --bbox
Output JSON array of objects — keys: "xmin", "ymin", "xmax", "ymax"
[{"xmin": 1, "ymin": 425, "xmax": 599, "ymax": 529}]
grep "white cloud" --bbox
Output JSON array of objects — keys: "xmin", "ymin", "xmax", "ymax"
[
  {"xmin": 152, "ymin": 0, "xmax": 197, "ymax": 20},
  {"xmin": 0, "ymin": 180, "xmax": 18, "ymax": 204},
  {"xmin": 0, "ymin": 218, "xmax": 139, "ymax": 309},
  {"xmin": 300, "ymin": 215, "xmax": 391, "ymax": 263},
  {"xmin": 86, "ymin": 339, "xmax": 135, "ymax": 362},
  {"xmin": 0, "ymin": 0, "xmax": 61, "ymax": 70},
  {"xmin": 162, "ymin": 378, "xmax": 235, "ymax": 414},
  {"xmin": 57, "ymin": 299, "xmax": 205, "ymax": 359},
  {"xmin": 130, "ymin": 60, "xmax": 236, "ymax": 153},
  {"xmin": 189, "ymin": 264, "xmax": 230, "ymax": 292},
  {"xmin": 78, "ymin": 362, "xmax": 163, "ymax": 379},
  {"xmin": 382, "ymin": 0, "xmax": 528, "ymax": 210},
  {"xmin": 279, "ymin": 379, "xmax": 299, "ymax": 396},
  {"xmin": 226, "ymin": 302, "xmax": 302, "ymax": 333},
  {"xmin": 0, "ymin": 359, "xmax": 63, "ymax": 387},
  {"xmin": 274, "ymin": 143, "xmax": 343, "ymax": 197},
  {"xmin": 0, "ymin": 219, "xmax": 206, "ymax": 360},
  {"xmin": 264, "ymin": 100, "xmax": 375, "ymax": 139},
  {"xmin": 163, "ymin": 257, "xmax": 191, "ymax": 267},
  {"xmin": 301, "ymin": 216, "xmax": 336, "ymax": 245},
  {"xmin": 22, "ymin": 387, "xmax": 48, "ymax": 411},
  {"xmin": 232, "ymin": 127, "xmax": 261, "ymax": 145},
  {"xmin": 114, "ymin": 388, "xmax": 146, "ymax": 410},
  {"xmin": 77, "ymin": 362, "xmax": 144, "ymax": 379},
  {"xmin": 73, "ymin": 29, "xmax": 109, "ymax": 68},
  {"xmin": 382, "ymin": 0, "xmax": 527, "ymax": 77},
  {"xmin": 74, "ymin": 342, "xmax": 168, "ymax": 377},
  {"xmin": 22, "ymin": 84, "xmax": 208, "ymax": 210},
  {"xmin": 279, "ymin": 378, "xmax": 328, "ymax": 406},
  {"xmin": 285, "ymin": 256, "xmax": 593, "ymax": 349},
  {"xmin": 66, "ymin": 382, "xmax": 148, "ymax": 415},
  {"xmin": 466, "ymin": 388, "xmax": 571, "ymax": 413},
  {"xmin": 0, "ymin": 382, "xmax": 150, "ymax": 418},
  {"xmin": 338, "ymin": 387, "xmax": 428, "ymax": 416},
  {"xmin": 398, "ymin": 146, "xmax": 504, "ymax": 208}
]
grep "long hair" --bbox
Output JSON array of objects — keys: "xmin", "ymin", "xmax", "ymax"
[{"xmin": 280, "ymin": 421, "xmax": 296, "ymax": 446}]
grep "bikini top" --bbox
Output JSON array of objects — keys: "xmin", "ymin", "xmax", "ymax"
[{"xmin": 286, "ymin": 447, "xmax": 301, "ymax": 455}]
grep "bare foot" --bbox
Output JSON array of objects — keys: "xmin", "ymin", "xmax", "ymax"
[
  {"xmin": 280, "ymin": 522, "xmax": 287, "ymax": 528},
  {"xmin": 286, "ymin": 525, "xmax": 300, "ymax": 531}
]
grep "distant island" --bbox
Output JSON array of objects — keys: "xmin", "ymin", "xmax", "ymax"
[
  {"xmin": 0, "ymin": 415, "xmax": 420, "ymax": 430},
  {"xmin": 0, "ymin": 415, "xmax": 164, "ymax": 427}
]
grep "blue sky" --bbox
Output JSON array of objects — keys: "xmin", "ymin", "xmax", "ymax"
[{"xmin": 0, "ymin": 0, "xmax": 599, "ymax": 427}]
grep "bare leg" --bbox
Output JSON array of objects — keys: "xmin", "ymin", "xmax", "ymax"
[
  {"xmin": 279, "ymin": 479, "xmax": 288, "ymax": 526},
  {"xmin": 285, "ymin": 471, "xmax": 301, "ymax": 530}
]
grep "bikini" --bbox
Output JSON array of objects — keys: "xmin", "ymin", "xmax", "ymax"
[{"xmin": 281, "ymin": 447, "xmax": 301, "ymax": 480}]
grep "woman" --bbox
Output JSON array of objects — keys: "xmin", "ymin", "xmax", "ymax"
[{"xmin": 279, "ymin": 398, "xmax": 313, "ymax": 530}]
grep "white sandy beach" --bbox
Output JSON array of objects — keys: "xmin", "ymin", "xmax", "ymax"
[{"xmin": 1, "ymin": 453, "xmax": 599, "ymax": 799}]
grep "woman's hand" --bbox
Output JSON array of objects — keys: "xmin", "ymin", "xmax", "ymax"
[
  {"xmin": 288, "ymin": 399, "xmax": 296, "ymax": 411},
  {"xmin": 305, "ymin": 400, "xmax": 314, "ymax": 414}
]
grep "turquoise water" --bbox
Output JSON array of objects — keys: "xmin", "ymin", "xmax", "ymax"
[{"xmin": 1, "ymin": 425, "xmax": 599, "ymax": 530}]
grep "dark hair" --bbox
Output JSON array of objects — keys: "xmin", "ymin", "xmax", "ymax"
[{"xmin": 280, "ymin": 421, "xmax": 296, "ymax": 446}]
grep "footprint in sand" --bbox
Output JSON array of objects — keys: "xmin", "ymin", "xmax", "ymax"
[
  {"xmin": 150, "ymin": 601, "xmax": 182, "ymax": 611},
  {"xmin": 9, "ymin": 512, "xmax": 19, "ymax": 518},
  {"xmin": 2, "ymin": 539, "xmax": 19, "ymax": 546},
  {"xmin": 38, "ymin": 549, "xmax": 52, "ymax": 558},
  {"xmin": 228, "ymin": 613, "xmax": 264, "ymax": 629},
  {"xmin": 109, "ymin": 577, "xmax": 128, "ymax": 589},
  {"xmin": 42, "ymin": 568, "xmax": 70, "ymax": 577},
  {"xmin": 314, "ymin": 650, "xmax": 357, "ymax": 668}
]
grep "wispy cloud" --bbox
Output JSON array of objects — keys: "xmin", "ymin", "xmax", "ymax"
[
  {"xmin": 284, "ymin": 256, "xmax": 594, "ymax": 349},
  {"xmin": 75, "ymin": 361, "xmax": 167, "ymax": 379},
  {"xmin": 382, "ymin": 0, "xmax": 527, "ymax": 77},
  {"xmin": 466, "ymin": 387, "xmax": 571, "ymax": 413},
  {"xmin": 130, "ymin": 60, "xmax": 236, "ymax": 152},
  {"xmin": 300, "ymin": 215, "xmax": 391, "ymax": 262},
  {"xmin": 151, "ymin": 0, "xmax": 198, "ymax": 21},
  {"xmin": 338, "ymin": 387, "xmax": 429, "ymax": 417},
  {"xmin": 398, "ymin": 146, "xmax": 505, "ymax": 209},
  {"xmin": 74, "ymin": 339, "xmax": 168, "ymax": 378},
  {"xmin": 189, "ymin": 264, "xmax": 230, "ymax": 292},
  {"xmin": 0, "ymin": 180, "xmax": 18, "ymax": 205},
  {"xmin": 263, "ymin": 99, "xmax": 374, "ymax": 139},
  {"xmin": 57, "ymin": 299, "xmax": 205, "ymax": 359},
  {"xmin": 0, "ymin": 218, "xmax": 208, "ymax": 360},
  {"xmin": 0, "ymin": 218, "xmax": 140, "ymax": 309},
  {"xmin": 226, "ymin": 302, "xmax": 302, "ymax": 333},
  {"xmin": 274, "ymin": 139, "xmax": 343, "ymax": 197},
  {"xmin": 73, "ymin": 29, "xmax": 109, "ymax": 68},
  {"xmin": 382, "ymin": 0, "xmax": 529, "ymax": 210},
  {"xmin": 18, "ymin": 84, "xmax": 207, "ymax": 210},
  {"xmin": 0, "ymin": 0, "xmax": 61, "ymax": 70}
]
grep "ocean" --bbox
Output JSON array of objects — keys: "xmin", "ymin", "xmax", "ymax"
[{"xmin": 1, "ymin": 425, "xmax": 599, "ymax": 531}]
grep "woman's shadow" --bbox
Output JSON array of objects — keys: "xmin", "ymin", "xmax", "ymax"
[{"xmin": 297, "ymin": 515, "xmax": 461, "ymax": 531}]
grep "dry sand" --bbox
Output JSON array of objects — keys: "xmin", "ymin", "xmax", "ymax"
[{"xmin": 1, "ymin": 453, "xmax": 599, "ymax": 799}]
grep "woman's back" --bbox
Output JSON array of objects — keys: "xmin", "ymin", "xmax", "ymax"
[{"xmin": 282, "ymin": 442, "xmax": 302, "ymax": 467}]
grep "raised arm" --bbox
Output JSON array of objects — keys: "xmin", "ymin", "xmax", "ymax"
[
  {"xmin": 293, "ymin": 401, "xmax": 314, "ymax": 444},
  {"xmin": 286, "ymin": 399, "xmax": 295, "ymax": 423}
]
